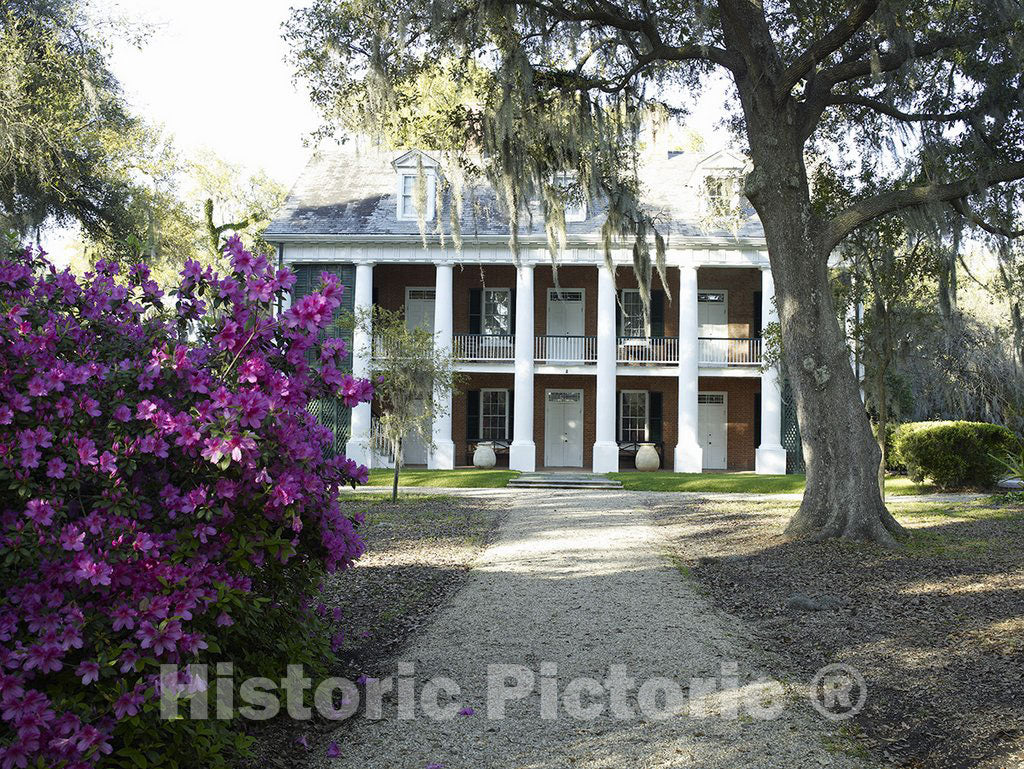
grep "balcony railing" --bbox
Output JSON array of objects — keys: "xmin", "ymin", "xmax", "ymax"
[
  {"xmin": 444, "ymin": 334, "xmax": 762, "ymax": 366},
  {"xmin": 698, "ymin": 337, "xmax": 762, "ymax": 366},
  {"xmin": 452, "ymin": 333, "xmax": 514, "ymax": 361},
  {"xmin": 616, "ymin": 336, "xmax": 679, "ymax": 364},
  {"xmin": 534, "ymin": 335, "xmax": 597, "ymax": 363}
]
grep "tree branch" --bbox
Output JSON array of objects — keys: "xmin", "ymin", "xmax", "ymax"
[
  {"xmin": 950, "ymin": 198, "xmax": 1024, "ymax": 239},
  {"xmin": 774, "ymin": 0, "xmax": 880, "ymax": 102},
  {"xmin": 821, "ymin": 162, "xmax": 1024, "ymax": 254},
  {"xmin": 823, "ymin": 93, "xmax": 974, "ymax": 123}
]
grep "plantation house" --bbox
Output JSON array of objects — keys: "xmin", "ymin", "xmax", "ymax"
[{"xmin": 266, "ymin": 146, "xmax": 791, "ymax": 474}]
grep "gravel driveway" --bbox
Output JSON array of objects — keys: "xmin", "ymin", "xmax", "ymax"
[{"xmin": 312, "ymin": 489, "xmax": 876, "ymax": 769}]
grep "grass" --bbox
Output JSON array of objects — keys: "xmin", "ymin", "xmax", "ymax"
[
  {"xmin": 366, "ymin": 467, "xmax": 518, "ymax": 488},
  {"xmin": 610, "ymin": 470, "xmax": 939, "ymax": 495}
]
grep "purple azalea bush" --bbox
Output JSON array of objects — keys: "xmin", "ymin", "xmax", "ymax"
[{"xmin": 0, "ymin": 237, "xmax": 372, "ymax": 768}]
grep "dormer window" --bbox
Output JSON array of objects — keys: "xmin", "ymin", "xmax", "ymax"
[
  {"xmin": 397, "ymin": 171, "xmax": 436, "ymax": 221},
  {"xmin": 704, "ymin": 175, "xmax": 741, "ymax": 215},
  {"xmin": 553, "ymin": 172, "xmax": 587, "ymax": 222}
]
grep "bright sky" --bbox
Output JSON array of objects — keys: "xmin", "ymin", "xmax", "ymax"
[{"xmin": 102, "ymin": 0, "xmax": 319, "ymax": 183}]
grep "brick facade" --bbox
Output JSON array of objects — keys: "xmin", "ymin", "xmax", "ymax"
[{"xmin": 370, "ymin": 264, "xmax": 764, "ymax": 472}]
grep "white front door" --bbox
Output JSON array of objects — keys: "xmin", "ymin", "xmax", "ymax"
[
  {"xmin": 697, "ymin": 392, "xmax": 728, "ymax": 470},
  {"xmin": 698, "ymin": 290, "xmax": 729, "ymax": 362},
  {"xmin": 546, "ymin": 289, "xmax": 585, "ymax": 361},
  {"xmin": 544, "ymin": 389, "xmax": 584, "ymax": 467},
  {"xmin": 405, "ymin": 288, "xmax": 436, "ymax": 333}
]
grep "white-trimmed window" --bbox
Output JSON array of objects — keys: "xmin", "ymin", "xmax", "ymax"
[
  {"xmin": 620, "ymin": 289, "xmax": 645, "ymax": 338},
  {"xmin": 480, "ymin": 389, "xmax": 509, "ymax": 440},
  {"xmin": 482, "ymin": 288, "xmax": 512, "ymax": 335},
  {"xmin": 619, "ymin": 391, "xmax": 649, "ymax": 443},
  {"xmin": 397, "ymin": 171, "xmax": 436, "ymax": 221},
  {"xmin": 703, "ymin": 175, "xmax": 742, "ymax": 216}
]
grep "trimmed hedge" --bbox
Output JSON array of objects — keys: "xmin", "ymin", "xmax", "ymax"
[{"xmin": 893, "ymin": 421, "xmax": 1016, "ymax": 489}]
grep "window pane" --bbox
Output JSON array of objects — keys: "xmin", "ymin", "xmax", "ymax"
[
  {"xmin": 483, "ymin": 289, "xmax": 511, "ymax": 335},
  {"xmin": 480, "ymin": 390, "xmax": 508, "ymax": 440},
  {"xmin": 620, "ymin": 392, "xmax": 647, "ymax": 442},
  {"xmin": 621, "ymin": 291, "xmax": 644, "ymax": 337}
]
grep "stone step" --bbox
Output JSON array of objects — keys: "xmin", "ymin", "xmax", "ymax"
[{"xmin": 507, "ymin": 473, "xmax": 623, "ymax": 490}]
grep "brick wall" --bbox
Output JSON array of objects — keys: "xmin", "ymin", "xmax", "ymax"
[
  {"xmin": 372, "ymin": 263, "xmax": 436, "ymax": 314},
  {"xmin": 698, "ymin": 267, "xmax": 761, "ymax": 338},
  {"xmin": 698, "ymin": 376, "xmax": 761, "ymax": 470},
  {"xmin": 453, "ymin": 372, "xmax": 516, "ymax": 466},
  {"xmin": 616, "ymin": 375, "xmax": 678, "ymax": 470}
]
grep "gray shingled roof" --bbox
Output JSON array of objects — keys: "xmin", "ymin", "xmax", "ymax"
[{"xmin": 266, "ymin": 145, "xmax": 765, "ymax": 241}]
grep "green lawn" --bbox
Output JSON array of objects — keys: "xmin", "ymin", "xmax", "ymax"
[
  {"xmin": 366, "ymin": 468, "xmax": 518, "ymax": 488},
  {"xmin": 364, "ymin": 468, "xmax": 942, "ymax": 495},
  {"xmin": 609, "ymin": 471, "xmax": 938, "ymax": 495}
]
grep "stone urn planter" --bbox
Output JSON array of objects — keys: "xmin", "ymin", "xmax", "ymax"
[
  {"xmin": 634, "ymin": 443, "xmax": 660, "ymax": 472},
  {"xmin": 473, "ymin": 442, "xmax": 497, "ymax": 469}
]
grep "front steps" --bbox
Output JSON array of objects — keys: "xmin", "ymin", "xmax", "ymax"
[{"xmin": 507, "ymin": 472, "xmax": 623, "ymax": 490}]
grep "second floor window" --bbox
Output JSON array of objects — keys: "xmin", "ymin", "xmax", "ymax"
[
  {"xmin": 398, "ymin": 171, "xmax": 436, "ymax": 221},
  {"xmin": 483, "ymin": 289, "xmax": 512, "ymax": 335},
  {"xmin": 620, "ymin": 289, "xmax": 645, "ymax": 338}
]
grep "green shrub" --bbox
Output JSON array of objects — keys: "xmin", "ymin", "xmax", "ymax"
[{"xmin": 894, "ymin": 421, "xmax": 1016, "ymax": 489}]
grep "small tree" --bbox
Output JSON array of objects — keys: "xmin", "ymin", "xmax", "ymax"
[{"xmin": 359, "ymin": 307, "xmax": 459, "ymax": 501}]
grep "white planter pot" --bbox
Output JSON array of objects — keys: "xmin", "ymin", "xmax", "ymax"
[
  {"xmin": 635, "ymin": 443, "xmax": 660, "ymax": 472},
  {"xmin": 473, "ymin": 442, "xmax": 497, "ymax": 469}
]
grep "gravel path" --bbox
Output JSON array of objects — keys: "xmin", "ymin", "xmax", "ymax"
[{"xmin": 313, "ymin": 489, "xmax": 876, "ymax": 769}]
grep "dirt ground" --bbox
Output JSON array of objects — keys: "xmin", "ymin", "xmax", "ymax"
[
  {"xmin": 650, "ymin": 492, "xmax": 1024, "ymax": 769},
  {"xmin": 245, "ymin": 492, "xmax": 503, "ymax": 768}
]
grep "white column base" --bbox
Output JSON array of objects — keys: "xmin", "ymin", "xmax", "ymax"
[
  {"xmin": 427, "ymin": 440, "xmax": 455, "ymax": 470},
  {"xmin": 755, "ymin": 445, "xmax": 788, "ymax": 475},
  {"xmin": 509, "ymin": 441, "xmax": 536, "ymax": 472},
  {"xmin": 592, "ymin": 441, "xmax": 619, "ymax": 474},
  {"xmin": 674, "ymin": 443, "xmax": 703, "ymax": 474}
]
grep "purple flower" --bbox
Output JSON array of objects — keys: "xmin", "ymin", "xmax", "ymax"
[
  {"xmin": 458, "ymin": 706, "xmax": 475, "ymax": 717},
  {"xmin": 76, "ymin": 661, "xmax": 99, "ymax": 685},
  {"xmin": 326, "ymin": 742, "xmax": 341, "ymax": 758},
  {"xmin": 295, "ymin": 735, "xmax": 310, "ymax": 749}
]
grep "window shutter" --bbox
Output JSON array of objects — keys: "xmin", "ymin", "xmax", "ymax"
[
  {"xmin": 615, "ymin": 390, "xmax": 621, "ymax": 442},
  {"xmin": 615, "ymin": 292, "xmax": 622, "ymax": 337},
  {"xmin": 505, "ymin": 389, "xmax": 513, "ymax": 441},
  {"xmin": 467, "ymin": 390, "xmax": 480, "ymax": 440},
  {"xmin": 649, "ymin": 391, "xmax": 663, "ymax": 443},
  {"xmin": 469, "ymin": 289, "xmax": 482, "ymax": 334},
  {"xmin": 292, "ymin": 265, "xmax": 314, "ymax": 301},
  {"xmin": 372, "ymin": 286, "xmax": 379, "ymax": 306},
  {"xmin": 754, "ymin": 393, "xmax": 762, "ymax": 448},
  {"xmin": 509, "ymin": 288, "xmax": 516, "ymax": 334},
  {"xmin": 753, "ymin": 290, "xmax": 763, "ymax": 336},
  {"xmin": 651, "ymin": 290, "xmax": 665, "ymax": 337}
]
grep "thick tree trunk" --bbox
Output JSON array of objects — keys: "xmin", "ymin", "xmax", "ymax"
[
  {"xmin": 875, "ymin": 369, "xmax": 888, "ymax": 502},
  {"xmin": 738, "ymin": 113, "xmax": 905, "ymax": 545},
  {"xmin": 392, "ymin": 438, "xmax": 402, "ymax": 502}
]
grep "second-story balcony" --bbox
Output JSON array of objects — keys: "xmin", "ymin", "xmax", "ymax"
[{"xmin": 446, "ymin": 333, "xmax": 763, "ymax": 367}]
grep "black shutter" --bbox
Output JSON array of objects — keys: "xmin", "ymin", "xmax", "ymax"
[
  {"xmin": 292, "ymin": 265, "xmax": 314, "ymax": 301},
  {"xmin": 467, "ymin": 390, "xmax": 480, "ymax": 440},
  {"xmin": 753, "ymin": 290, "xmax": 763, "ymax": 336},
  {"xmin": 754, "ymin": 393, "xmax": 762, "ymax": 448},
  {"xmin": 651, "ymin": 290, "xmax": 665, "ymax": 337},
  {"xmin": 615, "ymin": 291, "xmax": 622, "ymax": 337},
  {"xmin": 615, "ymin": 390, "xmax": 621, "ymax": 442},
  {"xmin": 372, "ymin": 286, "xmax": 379, "ymax": 307},
  {"xmin": 649, "ymin": 391, "xmax": 663, "ymax": 443},
  {"xmin": 469, "ymin": 289, "xmax": 482, "ymax": 334},
  {"xmin": 505, "ymin": 389, "xmax": 513, "ymax": 440},
  {"xmin": 509, "ymin": 288, "xmax": 516, "ymax": 335}
]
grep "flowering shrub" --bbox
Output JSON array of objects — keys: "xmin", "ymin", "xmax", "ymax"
[{"xmin": 0, "ymin": 238, "xmax": 372, "ymax": 768}]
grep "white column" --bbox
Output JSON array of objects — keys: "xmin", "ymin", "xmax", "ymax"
[
  {"xmin": 674, "ymin": 265, "xmax": 703, "ymax": 473},
  {"xmin": 346, "ymin": 261, "xmax": 374, "ymax": 467},
  {"xmin": 756, "ymin": 266, "xmax": 787, "ymax": 474},
  {"xmin": 509, "ymin": 263, "xmax": 536, "ymax": 472},
  {"xmin": 428, "ymin": 262, "xmax": 455, "ymax": 469},
  {"xmin": 592, "ymin": 263, "xmax": 619, "ymax": 473}
]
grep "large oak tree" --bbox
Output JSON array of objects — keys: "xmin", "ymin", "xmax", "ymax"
[{"xmin": 286, "ymin": 0, "xmax": 1024, "ymax": 544}]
